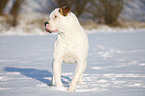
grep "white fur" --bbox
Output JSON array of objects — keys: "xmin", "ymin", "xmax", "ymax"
[{"xmin": 47, "ymin": 8, "xmax": 89, "ymax": 92}]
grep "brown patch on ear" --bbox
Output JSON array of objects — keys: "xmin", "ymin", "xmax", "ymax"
[
  {"xmin": 59, "ymin": 8, "xmax": 63, "ymax": 16},
  {"xmin": 59, "ymin": 6, "xmax": 71, "ymax": 16}
]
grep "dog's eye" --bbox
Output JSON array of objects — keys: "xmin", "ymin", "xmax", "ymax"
[{"xmin": 54, "ymin": 15, "xmax": 57, "ymax": 18}]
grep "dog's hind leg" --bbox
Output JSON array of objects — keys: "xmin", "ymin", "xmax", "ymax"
[
  {"xmin": 67, "ymin": 60, "xmax": 86, "ymax": 92},
  {"xmin": 79, "ymin": 60, "xmax": 87, "ymax": 84}
]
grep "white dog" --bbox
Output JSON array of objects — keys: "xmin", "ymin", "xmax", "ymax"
[{"xmin": 44, "ymin": 6, "xmax": 89, "ymax": 92}]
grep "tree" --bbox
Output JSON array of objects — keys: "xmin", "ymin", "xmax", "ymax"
[
  {"xmin": 0, "ymin": 0, "xmax": 9, "ymax": 15},
  {"xmin": 55, "ymin": 0, "xmax": 90, "ymax": 17},
  {"xmin": 10, "ymin": 0, "xmax": 24, "ymax": 26},
  {"xmin": 88, "ymin": 0, "xmax": 124, "ymax": 26}
]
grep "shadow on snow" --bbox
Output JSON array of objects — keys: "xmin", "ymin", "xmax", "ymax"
[{"xmin": 4, "ymin": 67, "xmax": 71, "ymax": 86}]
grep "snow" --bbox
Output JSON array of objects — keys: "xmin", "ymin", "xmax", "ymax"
[{"xmin": 0, "ymin": 30, "xmax": 145, "ymax": 96}]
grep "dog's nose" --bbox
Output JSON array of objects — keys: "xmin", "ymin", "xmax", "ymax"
[{"xmin": 44, "ymin": 22, "xmax": 49, "ymax": 26}]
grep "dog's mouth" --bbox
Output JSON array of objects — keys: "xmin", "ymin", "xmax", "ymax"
[
  {"xmin": 44, "ymin": 22, "xmax": 58, "ymax": 33},
  {"xmin": 44, "ymin": 22, "xmax": 52, "ymax": 33}
]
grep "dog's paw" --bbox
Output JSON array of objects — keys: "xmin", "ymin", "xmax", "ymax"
[
  {"xmin": 58, "ymin": 86, "xmax": 67, "ymax": 91},
  {"xmin": 47, "ymin": 83, "xmax": 53, "ymax": 86},
  {"xmin": 67, "ymin": 84, "xmax": 76, "ymax": 92},
  {"xmin": 67, "ymin": 88, "xmax": 75, "ymax": 92},
  {"xmin": 56, "ymin": 83, "xmax": 63, "ymax": 87},
  {"xmin": 47, "ymin": 80, "xmax": 55, "ymax": 86}
]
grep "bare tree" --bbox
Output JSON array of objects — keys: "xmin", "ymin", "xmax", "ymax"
[
  {"xmin": 55, "ymin": 0, "xmax": 90, "ymax": 17},
  {"xmin": 0, "ymin": 0, "xmax": 9, "ymax": 15},
  {"xmin": 55, "ymin": 0, "xmax": 73, "ymax": 7},
  {"xmin": 73, "ymin": 0, "xmax": 90, "ymax": 17},
  {"xmin": 88, "ymin": 0, "xmax": 124, "ymax": 26},
  {"xmin": 10, "ymin": 0, "xmax": 23, "ymax": 26}
]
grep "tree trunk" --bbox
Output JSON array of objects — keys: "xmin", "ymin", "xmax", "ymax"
[
  {"xmin": 0, "ymin": 0, "xmax": 9, "ymax": 15},
  {"xmin": 10, "ymin": 0, "xmax": 23, "ymax": 27}
]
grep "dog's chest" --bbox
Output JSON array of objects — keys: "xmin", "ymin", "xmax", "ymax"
[{"xmin": 58, "ymin": 34, "xmax": 79, "ymax": 50}]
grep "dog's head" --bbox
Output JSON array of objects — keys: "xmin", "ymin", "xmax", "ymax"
[{"xmin": 44, "ymin": 6, "xmax": 71, "ymax": 33}]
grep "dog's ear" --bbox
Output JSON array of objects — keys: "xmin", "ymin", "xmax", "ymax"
[{"xmin": 59, "ymin": 6, "xmax": 71, "ymax": 16}]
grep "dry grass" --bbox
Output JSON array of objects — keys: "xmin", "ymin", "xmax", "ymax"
[
  {"xmin": 1, "ymin": 14, "xmax": 145, "ymax": 32},
  {"xmin": 81, "ymin": 19, "xmax": 145, "ymax": 30},
  {"xmin": 81, "ymin": 19, "xmax": 98, "ymax": 30},
  {"xmin": 119, "ymin": 21, "xmax": 145, "ymax": 29}
]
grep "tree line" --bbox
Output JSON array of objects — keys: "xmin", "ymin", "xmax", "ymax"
[
  {"xmin": 0, "ymin": 0, "xmax": 124, "ymax": 27},
  {"xmin": 56, "ymin": 0, "xmax": 124, "ymax": 26},
  {"xmin": 0, "ymin": 0, "xmax": 23, "ymax": 26}
]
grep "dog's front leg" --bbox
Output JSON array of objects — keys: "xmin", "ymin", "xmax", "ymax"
[
  {"xmin": 53, "ymin": 60, "xmax": 63, "ymax": 87},
  {"xmin": 79, "ymin": 60, "xmax": 87, "ymax": 84},
  {"xmin": 67, "ymin": 60, "xmax": 85, "ymax": 92},
  {"xmin": 49, "ymin": 75, "xmax": 55, "ymax": 86}
]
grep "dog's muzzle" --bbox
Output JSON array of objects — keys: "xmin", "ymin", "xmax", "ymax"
[{"xmin": 44, "ymin": 22, "xmax": 52, "ymax": 33}]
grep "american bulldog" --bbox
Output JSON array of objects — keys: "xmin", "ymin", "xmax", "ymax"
[{"xmin": 44, "ymin": 6, "xmax": 89, "ymax": 92}]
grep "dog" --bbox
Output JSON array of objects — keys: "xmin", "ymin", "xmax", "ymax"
[{"xmin": 44, "ymin": 6, "xmax": 89, "ymax": 92}]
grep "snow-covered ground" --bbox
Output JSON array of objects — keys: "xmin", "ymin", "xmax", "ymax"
[{"xmin": 0, "ymin": 30, "xmax": 145, "ymax": 96}]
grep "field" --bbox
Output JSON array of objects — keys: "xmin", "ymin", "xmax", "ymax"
[{"xmin": 0, "ymin": 29, "xmax": 145, "ymax": 96}]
